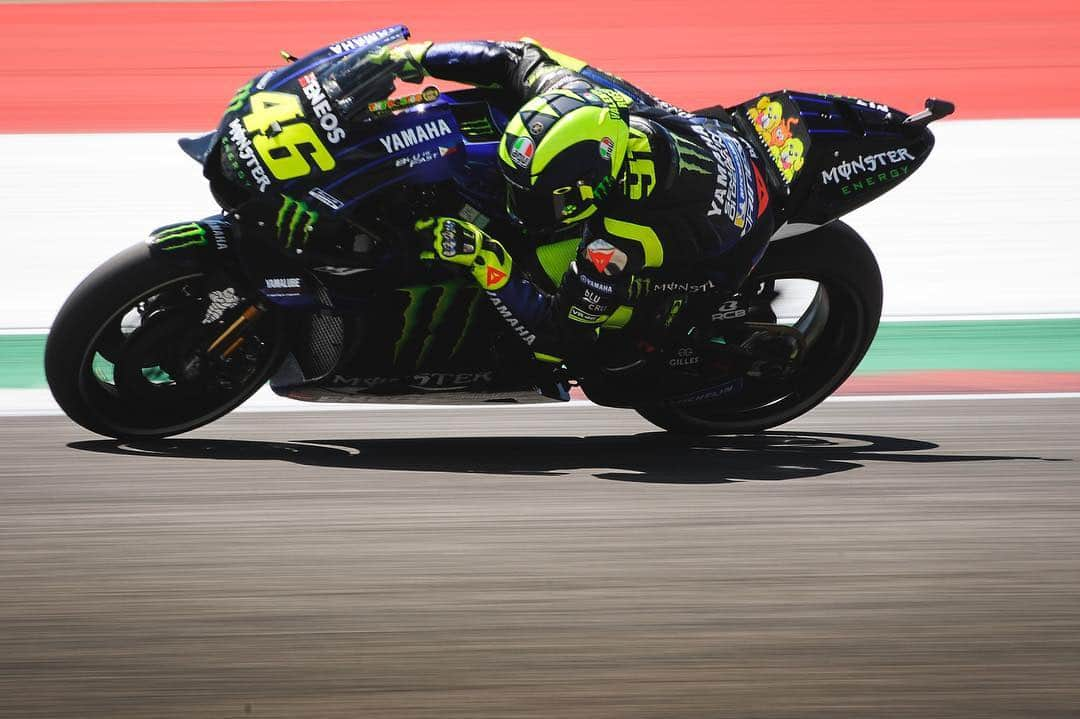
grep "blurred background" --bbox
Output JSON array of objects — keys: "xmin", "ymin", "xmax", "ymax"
[
  {"xmin": 1, "ymin": 4, "xmax": 1080, "ymax": 718},
  {"xmin": 1, "ymin": 0, "xmax": 1078, "ymax": 403}
]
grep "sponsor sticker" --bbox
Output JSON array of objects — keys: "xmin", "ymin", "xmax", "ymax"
[
  {"xmin": 298, "ymin": 72, "xmax": 346, "ymax": 144},
  {"xmin": 668, "ymin": 378, "xmax": 744, "ymax": 406},
  {"xmin": 691, "ymin": 123, "xmax": 758, "ymax": 236},
  {"xmin": 330, "ymin": 371, "xmax": 495, "ymax": 389},
  {"xmin": 202, "ymin": 288, "xmax": 240, "ymax": 324},
  {"xmin": 308, "ymin": 187, "xmax": 344, "ymax": 210},
  {"xmin": 650, "ymin": 279, "xmax": 716, "ymax": 294},
  {"xmin": 711, "ymin": 299, "xmax": 747, "ymax": 321},
  {"xmin": 265, "ymin": 277, "xmax": 301, "ymax": 290},
  {"xmin": 484, "ymin": 266, "xmax": 507, "ymax": 288},
  {"xmin": 394, "ymin": 149, "xmax": 440, "ymax": 168},
  {"xmin": 752, "ymin": 164, "xmax": 769, "ymax": 218},
  {"xmin": 487, "ymin": 292, "xmax": 537, "ymax": 345},
  {"xmin": 668, "ymin": 346, "xmax": 701, "ymax": 368},
  {"xmin": 226, "ymin": 118, "xmax": 272, "ymax": 193},
  {"xmin": 578, "ymin": 273, "xmax": 615, "ymax": 295},
  {"xmin": 599, "ymin": 136, "xmax": 615, "ymax": 161},
  {"xmin": 378, "ymin": 119, "xmax": 454, "ymax": 153},
  {"xmin": 745, "ymin": 94, "xmax": 809, "ymax": 184},
  {"xmin": 328, "ymin": 27, "xmax": 403, "ymax": 55},
  {"xmin": 255, "ymin": 70, "xmax": 277, "ymax": 90},
  {"xmin": 821, "ymin": 148, "xmax": 917, "ymax": 185},
  {"xmin": 263, "ymin": 277, "xmax": 303, "ymax": 298},
  {"xmin": 568, "ymin": 306, "xmax": 602, "ymax": 323},
  {"xmin": 850, "ymin": 97, "xmax": 890, "ymax": 113},
  {"xmin": 840, "ymin": 165, "xmax": 911, "ymax": 196},
  {"xmin": 587, "ymin": 247, "xmax": 614, "ymax": 274},
  {"xmin": 510, "ymin": 136, "xmax": 535, "ymax": 168},
  {"xmin": 206, "ymin": 220, "xmax": 229, "ymax": 250},
  {"xmin": 584, "ymin": 239, "xmax": 627, "ymax": 276}
]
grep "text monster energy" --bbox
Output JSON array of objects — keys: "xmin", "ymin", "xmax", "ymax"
[
  {"xmin": 276, "ymin": 196, "xmax": 319, "ymax": 249},
  {"xmin": 152, "ymin": 223, "xmax": 207, "ymax": 251},
  {"xmin": 822, "ymin": 149, "xmax": 915, "ymax": 185},
  {"xmin": 227, "ymin": 118, "xmax": 271, "ymax": 193},
  {"xmin": 839, "ymin": 164, "xmax": 910, "ymax": 195}
]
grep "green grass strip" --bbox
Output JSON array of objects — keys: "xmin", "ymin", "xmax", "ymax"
[
  {"xmin": 0, "ymin": 334, "xmax": 47, "ymax": 389},
  {"xmin": 859, "ymin": 319, "xmax": 1080, "ymax": 373}
]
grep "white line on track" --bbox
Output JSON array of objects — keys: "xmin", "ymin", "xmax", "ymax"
[
  {"xmin": 3, "ymin": 388, "xmax": 1078, "ymax": 419},
  {"xmin": 826, "ymin": 392, "xmax": 1080, "ymax": 402}
]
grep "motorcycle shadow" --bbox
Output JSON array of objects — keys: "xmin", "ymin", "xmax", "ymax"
[{"xmin": 68, "ymin": 431, "xmax": 1053, "ymax": 484}]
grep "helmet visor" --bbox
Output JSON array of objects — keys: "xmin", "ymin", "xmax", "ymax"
[{"xmin": 506, "ymin": 179, "xmax": 596, "ymax": 230}]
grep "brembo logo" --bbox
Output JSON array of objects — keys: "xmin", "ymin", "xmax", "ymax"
[{"xmin": 379, "ymin": 119, "xmax": 454, "ymax": 153}]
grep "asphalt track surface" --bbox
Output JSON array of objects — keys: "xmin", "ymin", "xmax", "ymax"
[{"xmin": 1, "ymin": 398, "xmax": 1078, "ymax": 718}]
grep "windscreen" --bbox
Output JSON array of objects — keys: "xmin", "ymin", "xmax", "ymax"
[{"xmin": 205, "ymin": 25, "xmax": 412, "ymax": 206}]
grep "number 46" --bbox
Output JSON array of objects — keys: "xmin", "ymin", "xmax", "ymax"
[{"xmin": 242, "ymin": 92, "xmax": 335, "ymax": 180}]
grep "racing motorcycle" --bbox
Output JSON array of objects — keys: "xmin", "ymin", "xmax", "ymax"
[{"xmin": 44, "ymin": 25, "xmax": 953, "ymax": 439}]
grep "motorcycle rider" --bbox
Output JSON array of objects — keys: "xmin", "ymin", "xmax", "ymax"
[{"xmin": 384, "ymin": 39, "xmax": 783, "ymax": 375}]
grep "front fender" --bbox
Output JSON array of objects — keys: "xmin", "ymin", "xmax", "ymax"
[
  {"xmin": 148, "ymin": 216, "xmax": 325, "ymax": 310},
  {"xmin": 146, "ymin": 216, "xmax": 236, "ymax": 270}
]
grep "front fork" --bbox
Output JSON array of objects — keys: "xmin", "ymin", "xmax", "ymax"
[
  {"xmin": 147, "ymin": 216, "xmax": 284, "ymax": 364},
  {"xmin": 206, "ymin": 304, "xmax": 265, "ymax": 359}
]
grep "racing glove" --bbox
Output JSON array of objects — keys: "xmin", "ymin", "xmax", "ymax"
[
  {"xmin": 416, "ymin": 217, "xmax": 513, "ymax": 290},
  {"xmin": 369, "ymin": 42, "xmax": 432, "ymax": 83}
]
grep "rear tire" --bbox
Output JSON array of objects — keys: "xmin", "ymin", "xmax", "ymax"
[
  {"xmin": 45, "ymin": 243, "xmax": 287, "ymax": 439},
  {"xmin": 636, "ymin": 221, "xmax": 882, "ymax": 435}
]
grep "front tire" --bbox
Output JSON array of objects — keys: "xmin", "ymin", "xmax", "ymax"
[
  {"xmin": 45, "ymin": 243, "xmax": 287, "ymax": 439},
  {"xmin": 636, "ymin": 221, "xmax": 882, "ymax": 435}
]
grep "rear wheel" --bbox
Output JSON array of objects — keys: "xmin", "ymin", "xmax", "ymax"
[
  {"xmin": 636, "ymin": 221, "xmax": 882, "ymax": 435},
  {"xmin": 45, "ymin": 244, "xmax": 288, "ymax": 439}
]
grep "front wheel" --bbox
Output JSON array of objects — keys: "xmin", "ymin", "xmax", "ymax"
[
  {"xmin": 636, "ymin": 221, "xmax": 883, "ymax": 435},
  {"xmin": 45, "ymin": 243, "xmax": 288, "ymax": 439}
]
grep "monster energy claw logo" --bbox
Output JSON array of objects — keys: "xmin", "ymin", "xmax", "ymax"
[
  {"xmin": 672, "ymin": 135, "xmax": 713, "ymax": 176},
  {"xmin": 152, "ymin": 223, "xmax": 207, "ymax": 251},
  {"xmin": 459, "ymin": 117, "xmax": 496, "ymax": 138},
  {"xmin": 276, "ymin": 196, "xmax": 319, "ymax": 249},
  {"xmin": 394, "ymin": 283, "xmax": 483, "ymax": 369},
  {"xmin": 226, "ymin": 81, "xmax": 253, "ymax": 113}
]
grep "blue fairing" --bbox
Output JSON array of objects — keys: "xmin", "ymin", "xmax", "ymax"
[
  {"xmin": 348, "ymin": 99, "xmax": 507, "ymax": 209},
  {"xmin": 279, "ymin": 93, "xmax": 511, "ymax": 218},
  {"xmin": 218, "ymin": 21, "xmax": 513, "ymax": 221}
]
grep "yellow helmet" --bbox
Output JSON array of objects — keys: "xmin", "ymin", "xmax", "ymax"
[{"xmin": 498, "ymin": 86, "xmax": 631, "ymax": 229}]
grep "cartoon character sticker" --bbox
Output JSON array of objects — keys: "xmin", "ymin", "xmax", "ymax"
[
  {"xmin": 777, "ymin": 137, "xmax": 806, "ymax": 179},
  {"xmin": 746, "ymin": 94, "xmax": 809, "ymax": 184},
  {"xmin": 749, "ymin": 97, "xmax": 785, "ymax": 142}
]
